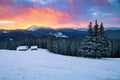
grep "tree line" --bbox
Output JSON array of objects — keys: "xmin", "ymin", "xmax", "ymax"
[
  {"xmin": 47, "ymin": 20, "xmax": 120, "ymax": 58},
  {"xmin": 0, "ymin": 38, "xmax": 47, "ymax": 50},
  {"xmin": 47, "ymin": 37, "xmax": 120, "ymax": 58},
  {"xmin": 0, "ymin": 36, "xmax": 120, "ymax": 57}
]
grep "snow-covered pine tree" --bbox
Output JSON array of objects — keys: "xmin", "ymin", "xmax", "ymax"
[
  {"xmin": 80, "ymin": 22, "xmax": 96, "ymax": 57},
  {"xmin": 80, "ymin": 20, "xmax": 111, "ymax": 58},
  {"xmin": 97, "ymin": 23, "xmax": 111, "ymax": 57},
  {"xmin": 94, "ymin": 20, "xmax": 99, "ymax": 37},
  {"xmin": 92, "ymin": 20, "xmax": 102, "ymax": 57}
]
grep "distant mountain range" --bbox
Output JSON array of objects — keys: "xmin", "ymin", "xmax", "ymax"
[
  {"xmin": 0, "ymin": 26, "xmax": 120, "ymax": 41},
  {"xmin": 27, "ymin": 25, "xmax": 120, "ymax": 31}
]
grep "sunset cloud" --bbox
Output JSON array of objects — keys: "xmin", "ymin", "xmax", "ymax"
[
  {"xmin": 0, "ymin": 21, "xmax": 14, "ymax": 24},
  {"xmin": 0, "ymin": 0, "xmax": 120, "ymax": 30}
]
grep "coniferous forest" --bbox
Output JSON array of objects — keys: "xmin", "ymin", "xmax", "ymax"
[
  {"xmin": 47, "ymin": 21, "xmax": 120, "ymax": 58},
  {"xmin": 0, "ymin": 21, "xmax": 120, "ymax": 58}
]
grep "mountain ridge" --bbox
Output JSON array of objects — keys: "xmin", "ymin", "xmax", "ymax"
[{"xmin": 0, "ymin": 26, "xmax": 120, "ymax": 41}]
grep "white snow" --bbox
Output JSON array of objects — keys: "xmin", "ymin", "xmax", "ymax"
[
  {"xmin": 16, "ymin": 46, "xmax": 28, "ymax": 51},
  {"xmin": 30, "ymin": 46, "xmax": 38, "ymax": 49},
  {"xmin": 74, "ymin": 28, "xmax": 88, "ymax": 31},
  {"xmin": 54, "ymin": 32, "xmax": 68, "ymax": 38},
  {"xmin": 2, "ymin": 31, "xmax": 8, "ymax": 33},
  {"xmin": 30, "ymin": 46, "xmax": 38, "ymax": 50},
  {"xmin": 9, "ymin": 38, "xmax": 13, "ymax": 41},
  {"xmin": 0, "ymin": 49, "xmax": 120, "ymax": 80},
  {"xmin": 27, "ymin": 25, "xmax": 39, "ymax": 31}
]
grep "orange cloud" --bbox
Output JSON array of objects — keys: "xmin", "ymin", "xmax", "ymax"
[
  {"xmin": 0, "ymin": 21, "xmax": 14, "ymax": 24},
  {"xmin": 0, "ymin": 7, "xmax": 5, "ymax": 11},
  {"xmin": 0, "ymin": 6, "xmax": 74, "ymax": 30},
  {"xmin": 26, "ymin": 7, "xmax": 71, "ymax": 24}
]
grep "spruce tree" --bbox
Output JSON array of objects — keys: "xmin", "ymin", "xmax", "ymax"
[
  {"xmin": 80, "ymin": 20, "xmax": 111, "ymax": 58},
  {"xmin": 93, "ymin": 20, "xmax": 101, "ymax": 57},
  {"xmin": 80, "ymin": 22, "xmax": 95, "ymax": 57},
  {"xmin": 94, "ymin": 20, "xmax": 99, "ymax": 37},
  {"xmin": 98, "ymin": 23, "xmax": 111, "ymax": 57},
  {"xmin": 88, "ymin": 22, "xmax": 93, "ymax": 37}
]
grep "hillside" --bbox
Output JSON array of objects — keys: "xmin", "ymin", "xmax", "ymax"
[
  {"xmin": 105, "ymin": 30, "xmax": 120, "ymax": 39},
  {"xmin": 0, "ymin": 49, "xmax": 120, "ymax": 80},
  {"xmin": 0, "ymin": 27, "xmax": 120, "ymax": 42}
]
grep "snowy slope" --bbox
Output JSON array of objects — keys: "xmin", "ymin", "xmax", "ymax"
[
  {"xmin": 27, "ymin": 25, "xmax": 40, "ymax": 31},
  {"xmin": 0, "ymin": 49, "xmax": 120, "ymax": 80},
  {"xmin": 54, "ymin": 32, "xmax": 68, "ymax": 38}
]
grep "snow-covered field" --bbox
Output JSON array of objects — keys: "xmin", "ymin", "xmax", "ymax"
[{"xmin": 0, "ymin": 49, "xmax": 120, "ymax": 80}]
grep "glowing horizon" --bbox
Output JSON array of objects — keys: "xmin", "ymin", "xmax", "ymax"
[{"xmin": 0, "ymin": 0, "xmax": 120, "ymax": 30}]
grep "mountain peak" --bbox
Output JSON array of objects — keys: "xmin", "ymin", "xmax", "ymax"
[{"xmin": 27, "ymin": 25, "xmax": 40, "ymax": 31}]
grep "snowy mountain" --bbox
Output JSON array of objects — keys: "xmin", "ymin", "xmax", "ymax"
[
  {"xmin": 49, "ymin": 32, "xmax": 69, "ymax": 38},
  {"xmin": 74, "ymin": 27, "xmax": 120, "ymax": 31},
  {"xmin": 54, "ymin": 32, "xmax": 68, "ymax": 38},
  {"xmin": 0, "ymin": 30, "xmax": 9, "ymax": 33},
  {"xmin": 27, "ymin": 25, "xmax": 43, "ymax": 31},
  {"xmin": 0, "ymin": 27, "xmax": 120, "ymax": 41},
  {"xmin": 105, "ymin": 27, "xmax": 120, "ymax": 30},
  {"xmin": 2, "ymin": 31, "xmax": 8, "ymax": 33},
  {"xmin": 0, "ymin": 49, "xmax": 120, "ymax": 80},
  {"xmin": 56, "ymin": 28, "xmax": 87, "ymax": 38},
  {"xmin": 74, "ymin": 28, "xmax": 88, "ymax": 31},
  {"xmin": 27, "ymin": 25, "xmax": 56, "ymax": 32}
]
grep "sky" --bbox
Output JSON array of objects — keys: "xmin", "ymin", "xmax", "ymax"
[{"xmin": 0, "ymin": 0, "xmax": 120, "ymax": 30}]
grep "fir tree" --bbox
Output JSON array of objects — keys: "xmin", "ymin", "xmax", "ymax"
[
  {"xmin": 93, "ymin": 20, "xmax": 100, "ymax": 57},
  {"xmin": 94, "ymin": 20, "xmax": 99, "ymax": 37},
  {"xmin": 98, "ymin": 23, "xmax": 111, "ymax": 57},
  {"xmin": 80, "ymin": 22, "xmax": 96, "ymax": 57},
  {"xmin": 80, "ymin": 20, "xmax": 111, "ymax": 58},
  {"xmin": 88, "ymin": 22, "xmax": 93, "ymax": 37}
]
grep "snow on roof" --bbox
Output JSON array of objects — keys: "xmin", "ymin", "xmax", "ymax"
[
  {"xmin": 30, "ymin": 46, "xmax": 38, "ymax": 49},
  {"xmin": 17, "ymin": 46, "xmax": 28, "ymax": 50}
]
